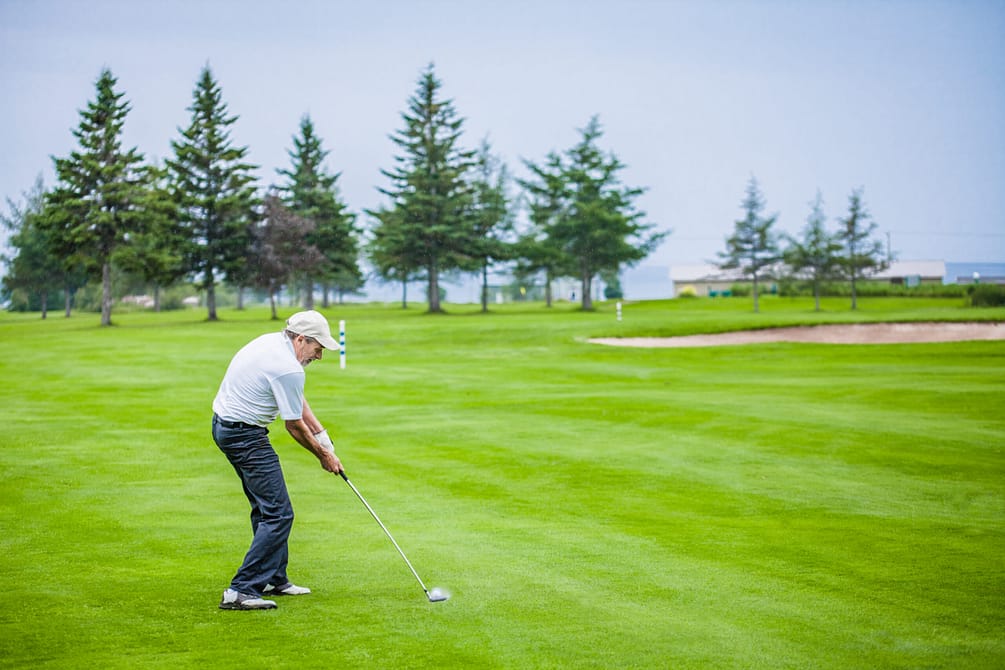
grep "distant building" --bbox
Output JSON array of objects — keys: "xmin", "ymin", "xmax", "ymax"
[
  {"xmin": 289, "ymin": 259, "xmax": 1001, "ymax": 304},
  {"xmin": 945, "ymin": 262, "xmax": 1005, "ymax": 285},
  {"xmin": 871, "ymin": 260, "xmax": 945, "ymax": 287},
  {"xmin": 669, "ymin": 263, "xmax": 750, "ymax": 297},
  {"xmin": 669, "ymin": 259, "xmax": 949, "ymax": 297}
]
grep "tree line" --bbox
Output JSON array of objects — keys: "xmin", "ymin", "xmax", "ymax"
[
  {"xmin": 718, "ymin": 177, "xmax": 890, "ymax": 312},
  {"xmin": 1, "ymin": 63, "xmax": 662, "ymax": 324}
]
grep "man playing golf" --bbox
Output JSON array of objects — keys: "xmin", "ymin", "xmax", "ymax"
[{"xmin": 212, "ymin": 310, "xmax": 344, "ymax": 610}]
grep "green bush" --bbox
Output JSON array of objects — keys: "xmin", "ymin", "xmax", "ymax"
[
  {"xmin": 158, "ymin": 284, "xmax": 201, "ymax": 311},
  {"xmin": 68, "ymin": 281, "xmax": 205, "ymax": 312},
  {"xmin": 852, "ymin": 281, "xmax": 968, "ymax": 298},
  {"xmin": 71, "ymin": 283, "xmax": 103, "ymax": 312},
  {"xmin": 3, "ymin": 287, "xmax": 66, "ymax": 312},
  {"xmin": 777, "ymin": 280, "xmax": 969, "ymax": 299},
  {"xmin": 968, "ymin": 283, "xmax": 1005, "ymax": 307}
]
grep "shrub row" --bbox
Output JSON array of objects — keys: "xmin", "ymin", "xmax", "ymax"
[
  {"xmin": 968, "ymin": 284, "xmax": 1005, "ymax": 307},
  {"xmin": 729, "ymin": 280, "xmax": 972, "ymax": 299}
]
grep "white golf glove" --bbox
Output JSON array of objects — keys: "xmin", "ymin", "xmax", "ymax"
[{"xmin": 315, "ymin": 429, "xmax": 335, "ymax": 453}]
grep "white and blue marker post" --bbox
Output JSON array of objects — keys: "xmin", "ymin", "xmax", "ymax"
[{"xmin": 339, "ymin": 320, "xmax": 346, "ymax": 369}]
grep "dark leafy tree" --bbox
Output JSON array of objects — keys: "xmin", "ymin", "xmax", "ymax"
[
  {"xmin": 836, "ymin": 187, "xmax": 888, "ymax": 310},
  {"xmin": 783, "ymin": 191, "xmax": 843, "ymax": 312},
  {"xmin": 370, "ymin": 63, "xmax": 477, "ymax": 313},
  {"xmin": 1, "ymin": 177, "xmax": 67, "ymax": 316},
  {"xmin": 468, "ymin": 139, "xmax": 514, "ymax": 312},
  {"xmin": 276, "ymin": 115, "xmax": 361, "ymax": 309},
  {"xmin": 167, "ymin": 65, "xmax": 259, "ymax": 321},
  {"xmin": 44, "ymin": 68, "xmax": 148, "ymax": 325},
  {"xmin": 251, "ymin": 195, "xmax": 322, "ymax": 319},
  {"xmin": 718, "ymin": 176, "xmax": 781, "ymax": 313}
]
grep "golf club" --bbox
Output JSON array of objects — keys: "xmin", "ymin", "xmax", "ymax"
[{"xmin": 338, "ymin": 470, "xmax": 449, "ymax": 603}]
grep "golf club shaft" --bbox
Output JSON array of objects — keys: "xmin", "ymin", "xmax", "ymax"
[{"xmin": 339, "ymin": 471, "xmax": 431, "ymax": 594}]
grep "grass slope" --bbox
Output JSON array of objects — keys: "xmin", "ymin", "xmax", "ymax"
[{"xmin": 1, "ymin": 297, "xmax": 1003, "ymax": 669}]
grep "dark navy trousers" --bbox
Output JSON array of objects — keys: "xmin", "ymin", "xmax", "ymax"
[{"xmin": 212, "ymin": 415, "xmax": 293, "ymax": 596}]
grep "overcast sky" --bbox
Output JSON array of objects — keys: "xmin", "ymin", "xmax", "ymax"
[{"xmin": 2, "ymin": 0, "xmax": 1003, "ymax": 268}]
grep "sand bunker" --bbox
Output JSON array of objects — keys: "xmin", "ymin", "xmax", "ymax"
[{"xmin": 589, "ymin": 322, "xmax": 1004, "ymax": 348}]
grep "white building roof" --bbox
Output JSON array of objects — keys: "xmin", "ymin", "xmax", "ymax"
[
  {"xmin": 670, "ymin": 260, "xmax": 946, "ymax": 282},
  {"xmin": 870, "ymin": 260, "xmax": 945, "ymax": 279},
  {"xmin": 669, "ymin": 263, "xmax": 742, "ymax": 281}
]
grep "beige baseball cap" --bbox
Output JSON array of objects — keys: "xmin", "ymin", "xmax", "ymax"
[{"xmin": 286, "ymin": 310, "xmax": 340, "ymax": 350}]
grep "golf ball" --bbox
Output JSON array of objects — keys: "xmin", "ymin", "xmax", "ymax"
[{"xmin": 428, "ymin": 587, "xmax": 449, "ymax": 601}]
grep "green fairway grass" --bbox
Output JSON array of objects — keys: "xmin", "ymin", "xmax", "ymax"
[{"xmin": 1, "ymin": 297, "xmax": 1003, "ymax": 668}]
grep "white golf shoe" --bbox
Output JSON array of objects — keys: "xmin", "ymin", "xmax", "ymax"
[
  {"xmin": 264, "ymin": 582, "xmax": 311, "ymax": 596},
  {"xmin": 219, "ymin": 588, "xmax": 277, "ymax": 610}
]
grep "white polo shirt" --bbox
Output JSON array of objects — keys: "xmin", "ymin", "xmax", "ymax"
[{"xmin": 212, "ymin": 332, "xmax": 305, "ymax": 427}]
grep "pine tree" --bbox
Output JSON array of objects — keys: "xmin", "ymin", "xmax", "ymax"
[
  {"xmin": 370, "ymin": 63, "xmax": 477, "ymax": 313},
  {"xmin": 718, "ymin": 176, "xmax": 781, "ymax": 313},
  {"xmin": 367, "ymin": 204, "xmax": 421, "ymax": 309},
  {"xmin": 468, "ymin": 139, "xmax": 514, "ymax": 312},
  {"xmin": 167, "ymin": 65, "xmax": 259, "ymax": 321},
  {"xmin": 836, "ymin": 188, "xmax": 888, "ymax": 310},
  {"xmin": 276, "ymin": 115, "xmax": 361, "ymax": 308},
  {"xmin": 527, "ymin": 116, "xmax": 663, "ymax": 311},
  {"xmin": 44, "ymin": 68, "xmax": 147, "ymax": 326},
  {"xmin": 1, "ymin": 177, "xmax": 65, "ymax": 316},
  {"xmin": 516, "ymin": 151, "xmax": 571, "ymax": 308},
  {"xmin": 112, "ymin": 163, "xmax": 186, "ymax": 311},
  {"xmin": 783, "ymin": 191, "xmax": 843, "ymax": 311}
]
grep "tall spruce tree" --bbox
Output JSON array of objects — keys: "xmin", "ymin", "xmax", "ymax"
[
  {"xmin": 836, "ymin": 187, "xmax": 888, "ymax": 310},
  {"xmin": 468, "ymin": 139, "xmax": 514, "ymax": 312},
  {"xmin": 167, "ymin": 65, "xmax": 259, "ymax": 321},
  {"xmin": 44, "ymin": 68, "xmax": 147, "ymax": 326},
  {"xmin": 718, "ymin": 176, "xmax": 781, "ymax": 313},
  {"xmin": 525, "ymin": 117, "xmax": 663, "ymax": 311},
  {"xmin": 112, "ymin": 163, "xmax": 186, "ymax": 311},
  {"xmin": 276, "ymin": 115, "xmax": 361, "ymax": 308},
  {"xmin": 368, "ymin": 204, "xmax": 421, "ymax": 308},
  {"xmin": 516, "ymin": 151, "xmax": 571, "ymax": 308},
  {"xmin": 783, "ymin": 191, "xmax": 843, "ymax": 312},
  {"xmin": 370, "ymin": 63, "xmax": 476, "ymax": 313}
]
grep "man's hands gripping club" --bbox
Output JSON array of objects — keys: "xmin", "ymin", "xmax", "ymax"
[
  {"xmin": 314, "ymin": 429, "xmax": 343, "ymax": 472},
  {"xmin": 314, "ymin": 428, "xmax": 343, "ymax": 474},
  {"xmin": 285, "ymin": 419, "xmax": 344, "ymax": 475}
]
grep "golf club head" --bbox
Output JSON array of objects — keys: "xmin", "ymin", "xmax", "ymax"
[{"xmin": 426, "ymin": 587, "xmax": 450, "ymax": 602}]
